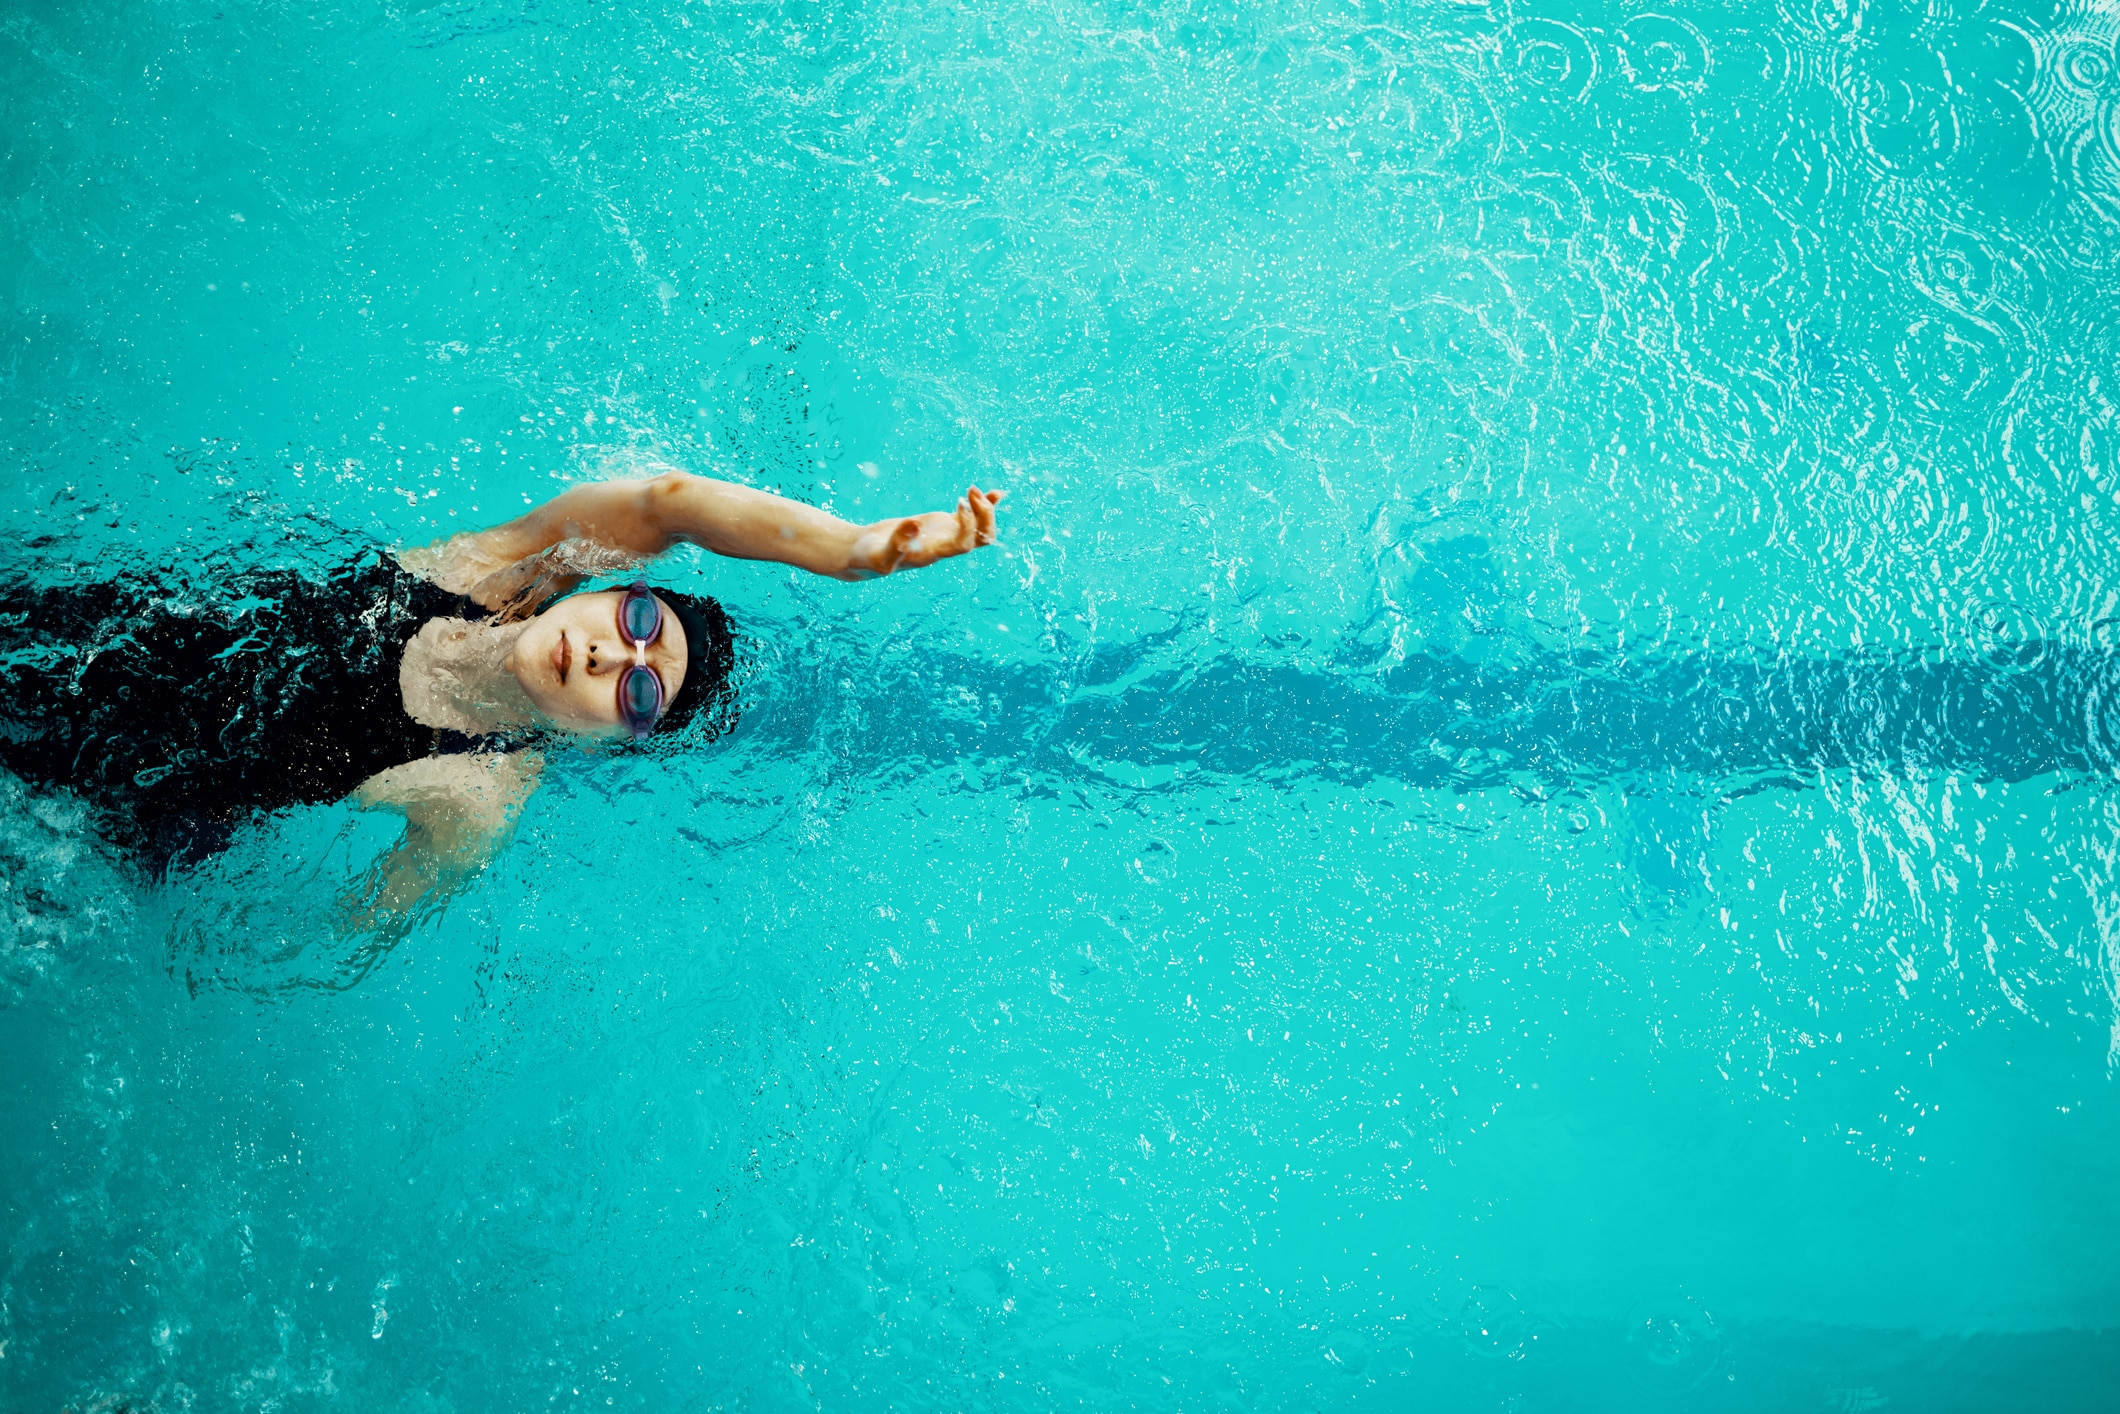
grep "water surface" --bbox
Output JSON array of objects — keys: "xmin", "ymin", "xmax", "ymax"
[{"xmin": 4, "ymin": 1, "xmax": 2120, "ymax": 1409}]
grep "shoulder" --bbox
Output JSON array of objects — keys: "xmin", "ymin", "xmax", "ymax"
[
  {"xmin": 395, "ymin": 532, "xmax": 647, "ymax": 621},
  {"xmin": 393, "ymin": 532, "xmax": 520, "ymax": 602}
]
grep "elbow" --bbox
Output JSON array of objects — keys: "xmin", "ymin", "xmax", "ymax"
[
  {"xmin": 636, "ymin": 470, "xmax": 699, "ymax": 544},
  {"xmin": 644, "ymin": 469, "xmax": 699, "ymax": 501}
]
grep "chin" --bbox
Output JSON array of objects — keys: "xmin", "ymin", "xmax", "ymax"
[
  {"xmin": 500, "ymin": 636, "xmax": 558, "ymax": 711},
  {"xmin": 511, "ymin": 623, "xmax": 557, "ymax": 682}
]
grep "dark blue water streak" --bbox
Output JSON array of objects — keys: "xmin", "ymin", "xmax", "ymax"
[{"xmin": 747, "ymin": 639, "xmax": 2118, "ymax": 798}]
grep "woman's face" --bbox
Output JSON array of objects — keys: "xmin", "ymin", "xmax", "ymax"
[{"xmin": 504, "ymin": 590, "xmax": 689, "ymax": 736}]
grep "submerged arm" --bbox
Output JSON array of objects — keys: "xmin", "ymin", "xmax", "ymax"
[
  {"xmin": 410, "ymin": 471, "xmax": 1005, "ymax": 608},
  {"xmin": 338, "ymin": 752, "xmax": 544, "ymax": 930}
]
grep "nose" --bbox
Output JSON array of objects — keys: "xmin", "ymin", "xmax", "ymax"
[
  {"xmin": 583, "ymin": 634, "xmax": 651, "ymax": 675},
  {"xmin": 583, "ymin": 633, "xmax": 622, "ymax": 675}
]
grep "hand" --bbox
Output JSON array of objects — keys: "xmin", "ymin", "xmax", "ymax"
[{"xmin": 846, "ymin": 485, "xmax": 1006, "ymax": 579}]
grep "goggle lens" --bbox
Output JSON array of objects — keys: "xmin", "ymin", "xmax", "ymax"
[
  {"xmin": 620, "ymin": 587, "xmax": 663, "ymax": 645},
  {"xmin": 619, "ymin": 664, "xmax": 662, "ymax": 738}
]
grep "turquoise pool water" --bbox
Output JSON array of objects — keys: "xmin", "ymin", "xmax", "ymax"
[{"xmin": 5, "ymin": 0, "xmax": 2120, "ymax": 1408}]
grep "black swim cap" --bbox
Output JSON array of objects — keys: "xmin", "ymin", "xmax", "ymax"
[{"xmin": 652, "ymin": 588, "xmax": 736, "ymax": 737}]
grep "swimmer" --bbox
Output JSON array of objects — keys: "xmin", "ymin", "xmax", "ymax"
[{"xmin": 0, "ymin": 471, "xmax": 1005, "ymax": 925}]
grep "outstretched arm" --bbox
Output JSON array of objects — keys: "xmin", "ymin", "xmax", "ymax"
[{"xmin": 410, "ymin": 471, "xmax": 1005, "ymax": 608}]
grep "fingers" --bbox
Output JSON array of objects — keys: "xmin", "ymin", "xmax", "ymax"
[{"xmin": 965, "ymin": 484, "xmax": 1002, "ymax": 545}]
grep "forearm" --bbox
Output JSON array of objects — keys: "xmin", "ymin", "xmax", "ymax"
[
  {"xmin": 337, "ymin": 822, "xmax": 482, "ymax": 933},
  {"xmin": 649, "ymin": 474, "xmax": 873, "ymax": 578},
  {"xmin": 370, "ymin": 826, "xmax": 457, "ymax": 915}
]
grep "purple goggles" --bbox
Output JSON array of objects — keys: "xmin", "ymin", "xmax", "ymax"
[{"xmin": 615, "ymin": 582, "xmax": 666, "ymax": 741}]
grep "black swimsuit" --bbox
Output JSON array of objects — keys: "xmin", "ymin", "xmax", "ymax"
[{"xmin": 3, "ymin": 552, "xmax": 547, "ymax": 864}]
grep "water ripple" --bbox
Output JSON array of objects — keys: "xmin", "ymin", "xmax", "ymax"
[
  {"xmin": 1504, "ymin": 19, "xmax": 1599, "ymax": 104},
  {"xmin": 1617, "ymin": 14, "xmax": 1713, "ymax": 94}
]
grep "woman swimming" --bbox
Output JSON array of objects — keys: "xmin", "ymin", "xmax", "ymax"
[{"xmin": 0, "ymin": 470, "xmax": 1006, "ymax": 923}]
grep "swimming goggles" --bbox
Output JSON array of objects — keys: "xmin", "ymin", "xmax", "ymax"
[{"xmin": 615, "ymin": 581, "xmax": 666, "ymax": 741}]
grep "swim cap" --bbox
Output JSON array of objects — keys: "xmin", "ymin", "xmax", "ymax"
[{"xmin": 652, "ymin": 588, "xmax": 735, "ymax": 737}]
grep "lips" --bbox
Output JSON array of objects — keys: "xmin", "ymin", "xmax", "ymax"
[{"xmin": 552, "ymin": 629, "xmax": 571, "ymax": 684}]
